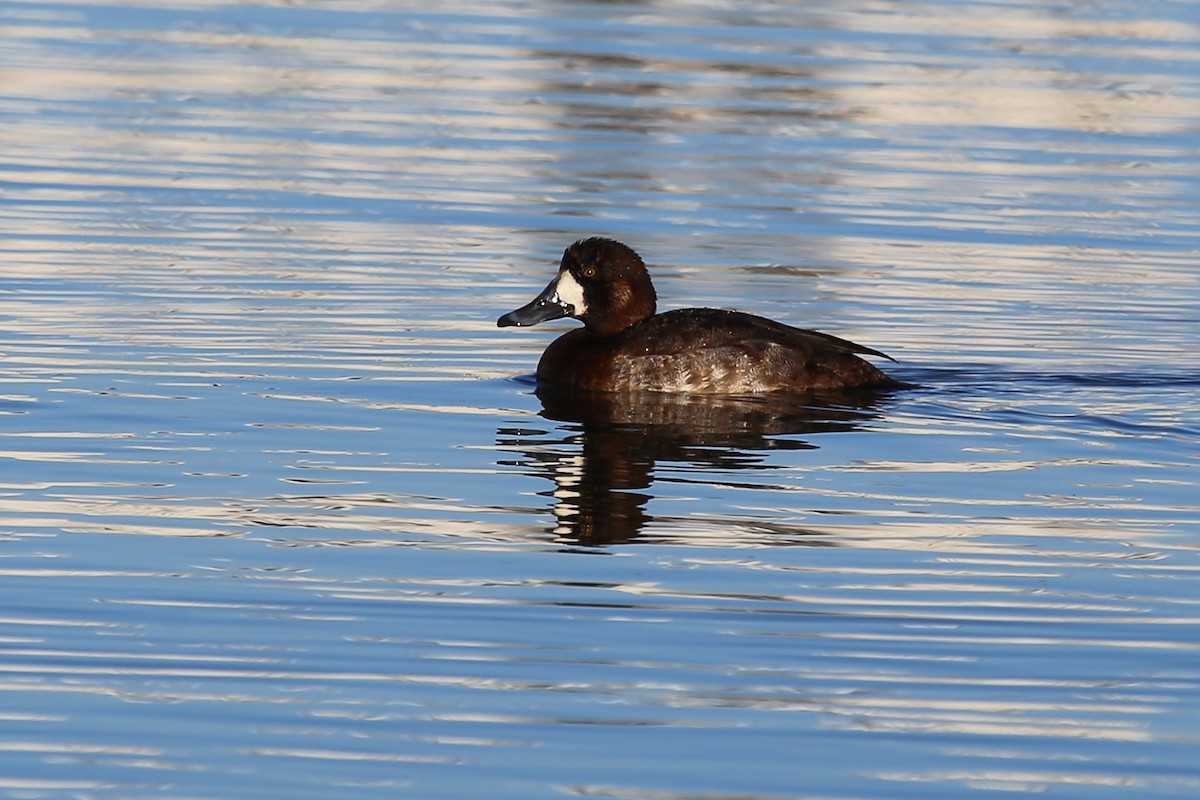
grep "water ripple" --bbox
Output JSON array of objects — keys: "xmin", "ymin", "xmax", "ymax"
[{"xmin": 2, "ymin": 1, "xmax": 1199, "ymax": 798}]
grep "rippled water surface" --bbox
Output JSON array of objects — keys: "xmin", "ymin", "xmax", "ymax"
[{"xmin": 3, "ymin": 1, "xmax": 1200, "ymax": 798}]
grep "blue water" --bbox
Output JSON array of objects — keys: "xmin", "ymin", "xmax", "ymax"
[{"xmin": 2, "ymin": 1, "xmax": 1200, "ymax": 798}]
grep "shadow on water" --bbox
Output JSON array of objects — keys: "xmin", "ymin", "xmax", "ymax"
[
  {"xmin": 498, "ymin": 383, "xmax": 898, "ymax": 546},
  {"xmin": 903, "ymin": 364, "xmax": 1200, "ymax": 391}
]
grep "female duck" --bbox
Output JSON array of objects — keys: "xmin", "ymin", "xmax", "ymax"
[{"xmin": 498, "ymin": 238, "xmax": 897, "ymax": 394}]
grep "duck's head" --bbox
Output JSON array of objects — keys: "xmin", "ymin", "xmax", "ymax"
[{"xmin": 497, "ymin": 237, "xmax": 657, "ymax": 337}]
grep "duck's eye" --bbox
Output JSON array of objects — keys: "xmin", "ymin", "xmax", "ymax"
[{"xmin": 581, "ymin": 266, "xmax": 597, "ymax": 279}]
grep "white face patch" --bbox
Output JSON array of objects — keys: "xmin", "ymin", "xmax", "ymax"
[{"xmin": 553, "ymin": 270, "xmax": 587, "ymax": 316}]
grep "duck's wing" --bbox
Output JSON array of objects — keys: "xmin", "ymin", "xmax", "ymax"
[
  {"xmin": 791, "ymin": 326, "xmax": 896, "ymax": 362},
  {"xmin": 631, "ymin": 309, "xmax": 895, "ymax": 362}
]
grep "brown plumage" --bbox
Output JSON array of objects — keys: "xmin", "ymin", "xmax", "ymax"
[{"xmin": 498, "ymin": 238, "xmax": 897, "ymax": 394}]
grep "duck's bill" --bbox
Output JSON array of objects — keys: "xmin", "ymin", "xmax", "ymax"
[{"xmin": 497, "ymin": 278, "xmax": 574, "ymax": 327}]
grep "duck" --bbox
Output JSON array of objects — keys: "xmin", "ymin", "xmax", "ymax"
[{"xmin": 497, "ymin": 237, "xmax": 898, "ymax": 394}]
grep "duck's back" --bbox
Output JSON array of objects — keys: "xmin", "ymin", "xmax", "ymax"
[{"xmin": 538, "ymin": 308, "xmax": 896, "ymax": 394}]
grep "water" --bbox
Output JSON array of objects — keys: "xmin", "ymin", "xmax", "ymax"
[{"xmin": 2, "ymin": 1, "xmax": 1200, "ymax": 797}]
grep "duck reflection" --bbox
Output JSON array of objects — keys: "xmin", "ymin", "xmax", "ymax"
[{"xmin": 499, "ymin": 386, "xmax": 892, "ymax": 546}]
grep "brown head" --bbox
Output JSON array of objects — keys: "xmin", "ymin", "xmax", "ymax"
[{"xmin": 497, "ymin": 237, "xmax": 657, "ymax": 337}]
